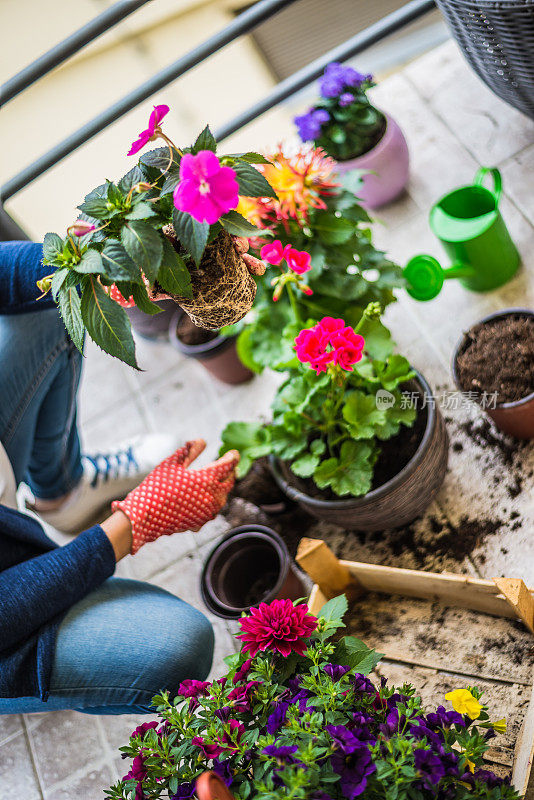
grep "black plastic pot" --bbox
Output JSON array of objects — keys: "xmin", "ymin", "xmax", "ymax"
[
  {"xmin": 270, "ymin": 370, "xmax": 449, "ymax": 531},
  {"xmin": 169, "ymin": 310, "xmax": 253, "ymax": 385},
  {"xmin": 126, "ymin": 299, "xmax": 178, "ymax": 340},
  {"xmin": 452, "ymin": 308, "xmax": 534, "ymax": 439},
  {"xmin": 200, "ymin": 525, "xmax": 306, "ymax": 620}
]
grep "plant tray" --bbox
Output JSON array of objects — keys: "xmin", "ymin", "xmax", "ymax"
[{"xmin": 296, "ymin": 538, "xmax": 534, "ymax": 798}]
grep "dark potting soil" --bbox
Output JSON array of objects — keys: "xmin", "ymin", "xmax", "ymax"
[
  {"xmin": 176, "ymin": 314, "xmax": 218, "ymax": 346},
  {"xmin": 456, "ymin": 314, "xmax": 534, "ymax": 403},
  {"xmin": 244, "ymin": 572, "xmax": 279, "ymax": 607}
]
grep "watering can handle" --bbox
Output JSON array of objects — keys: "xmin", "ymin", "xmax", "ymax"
[{"xmin": 474, "ymin": 167, "xmax": 502, "ymax": 205}]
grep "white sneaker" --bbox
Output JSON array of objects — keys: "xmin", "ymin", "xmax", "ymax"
[{"xmin": 28, "ymin": 433, "xmax": 179, "ymax": 534}]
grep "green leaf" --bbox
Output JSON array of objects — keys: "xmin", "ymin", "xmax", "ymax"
[
  {"xmin": 357, "ymin": 315, "xmax": 394, "ymax": 360},
  {"xmin": 342, "ymin": 391, "xmax": 387, "ymax": 439},
  {"xmin": 233, "ymin": 160, "xmax": 277, "ymax": 198},
  {"xmin": 140, "ymin": 146, "xmax": 180, "ymax": 171},
  {"xmin": 101, "ymin": 240, "xmax": 141, "ymax": 282},
  {"xmin": 57, "ymin": 284, "xmax": 84, "ymax": 353},
  {"xmin": 334, "ymin": 636, "xmax": 382, "ymax": 674},
  {"xmin": 121, "ymin": 221, "xmax": 163, "ymax": 283},
  {"xmin": 319, "ymin": 595, "xmax": 348, "ymax": 623},
  {"xmin": 219, "ymin": 421, "xmax": 271, "ymax": 478},
  {"xmin": 51, "ymin": 267, "xmax": 69, "ymax": 299},
  {"xmin": 172, "ymin": 209, "xmax": 209, "ymax": 266},
  {"xmin": 125, "ymin": 201, "xmax": 157, "ymax": 220},
  {"xmin": 375, "ymin": 355, "xmax": 415, "ymax": 391},
  {"xmin": 77, "ymin": 197, "xmax": 112, "ymax": 220},
  {"xmin": 314, "ymin": 440, "xmax": 375, "ymax": 497},
  {"xmin": 192, "ymin": 125, "xmax": 217, "ymax": 153},
  {"xmin": 157, "ymin": 237, "xmax": 193, "ymax": 298},
  {"xmin": 118, "ymin": 165, "xmax": 144, "ymax": 194},
  {"xmin": 76, "ymin": 248, "xmax": 104, "ymax": 274},
  {"xmin": 235, "ymin": 326, "xmax": 263, "ymax": 374},
  {"xmin": 374, "ymin": 390, "xmax": 417, "ymax": 440},
  {"xmin": 314, "ymin": 213, "xmax": 354, "ymax": 245},
  {"xmin": 81, "ymin": 277, "xmax": 138, "ymax": 369},
  {"xmin": 225, "ymin": 152, "xmax": 270, "ymax": 164},
  {"xmin": 42, "ymin": 233, "xmax": 64, "ymax": 263},
  {"xmin": 219, "ymin": 210, "xmax": 268, "ymax": 238},
  {"xmin": 291, "ymin": 452, "xmax": 320, "ymax": 478},
  {"xmin": 130, "ymin": 283, "xmax": 162, "ymax": 315},
  {"xmin": 160, "ymin": 166, "xmax": 181, "ymax": 196}
]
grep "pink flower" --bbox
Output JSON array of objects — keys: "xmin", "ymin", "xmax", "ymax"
[
  {"xmin": 107, "ymin": 284, "xmax": 135, "ymax": 308},
  {"xmin": 173, "ymin": 151, "xmax": 239, "ymax": 224},
  {"xmin": 71, "ymin": 219, "xmax": 95, "ymax": 237},
  {"xmin": 330, "ymin": 326, "xmax": 365, "ymax": 350},
  {"xmin": 295, "ymin": 327, "xmax": 329, "ymax": 363},
  {"xmin": 220, "ymin": 720, "xmax": 245, "ymax": 750},
  {"xmin": 128, "ymin": 104, "xmax": 169, "ymax": 156},
  {"xmin": 131, "ymin": 721, "xmax": 158, "ymax": 739},
  {"xmin": 294, "ymin": 318, "xmax": 365, "ymax": 375},
  {"xmin": 192, "ymin": 736, "xmax": 224, "ymax": 760},
  {"xmin": 334, "ymin": 344, "xmax": 364, "ymax": 371},
  {"xmin": 318, "ymin": 317, "xmax": 345, "ymax": 335},
  {"xmin": 285, "ymin": 247, "xmax": 312, "ymax": 275},
  {"xmin": 301, "ymin": 285, "xmax": 314, "ymax": 296},
  {"xmin": 233, "ymin": 658, "xmax": 253, "ymax": 684},
  {"xmin": 177, "ymin": 679, "xmax": 211, "ymax": 699},
  {"xmin": 260, "ymin": 240, "xmax": 289, "ymax": 265},
  {"xmin": 237, "ymin": 598, "xmax": 318, "ymax": 658}
]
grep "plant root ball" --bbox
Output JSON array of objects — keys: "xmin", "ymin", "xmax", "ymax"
[{"xmin": 163, "ymin": 225, "xmax": 257, "ymax": 330}]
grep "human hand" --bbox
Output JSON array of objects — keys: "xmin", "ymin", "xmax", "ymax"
[{"xmin": 111, "ymin": 439, "xmax": 239, "ymax": 554}]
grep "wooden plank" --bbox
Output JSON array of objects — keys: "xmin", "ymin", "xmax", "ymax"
[
  {"xmin": 512, "ymin": 674, "xmax": 534, "ymax": 798},
  {"xmin": 494, "ymin": 579, "xmax": 534, "ymax": 634},
  {"xmin": 308, "ymin": 584, "xmax": 328, "ymax": 617},
  {"xmin": 340, "ymin": 560, "xmax": 532, "ymax": 620},
  {"xmin": 380, "ymin": 651, "xmax": 532, "ymax": 687},
  {"xmin": 297, "ymin": 539, "xmax": 360, "ymax": 602}
]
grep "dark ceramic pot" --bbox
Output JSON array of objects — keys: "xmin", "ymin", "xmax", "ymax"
[
  {"xmin": 125, "ymin": 299, "xmax": 178, "ymax": 340},
  {"xmin": 200, "ymin": 525, "xmax": 306, "ymax": 620},
  {"xmin": 169, "ymin": 311, "xmax": 253, "ymax": 385},
  {"xmin": 269, "ymin": 370, "xmax": 449, "ymax": 530},
  {"xmin": 452, "ymin": 308, "xmax": 534, "ymax": 439}
]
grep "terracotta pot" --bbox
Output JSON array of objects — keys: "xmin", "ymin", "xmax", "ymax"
[
  {"xmin": 200, "ymin": 525, "xmax": 306, "ymax": 620},
  {"xmin": 269, "ymin": 371, "xmax": 449, "ymax": 530},
  {"xmin": 452, "ymin": 308, "xmax": 534, "ymax": 439},
  {"xmin": 125, "ymin": 299, "xmax": 177, "ymax": 340},
  {"xmin": 335, "ymin": 113, "xmax": 409, "ymax": 209},
  {"xmin": 168, "ymin": 310, "xmax": 253, "ymax": 385}
]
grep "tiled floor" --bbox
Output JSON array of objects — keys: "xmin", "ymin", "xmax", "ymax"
[{"xmin": 2, "ymin": 38, "xmax": 534, "ymax": 799}]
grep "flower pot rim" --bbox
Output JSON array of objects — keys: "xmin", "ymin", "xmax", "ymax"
[
  {"xmin": 335, "ymin": 111, "xmax": 397, "ymax": 165},
  {"xmin": 269, "ymin": 368, "xmax": 434, "ymax": 510},
  {"xmin": 200, "ymin": 525, "xmax": 290, "ymax": 618},
  {"xmin": 452, "ymin": 307, "xmax": 534, "ymax": 410},
  {"xmin": 169, "ymin": 309, "xmax": 235, "ymax": 358}
]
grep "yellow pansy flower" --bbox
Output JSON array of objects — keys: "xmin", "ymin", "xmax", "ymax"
[
  {"xmin": 465, "ymin": 759, "xmax": 476, "ymax": 774},
  {"xmin": 492, "ymin": 718, "xmax": 507, "ymax": 734},
  {"xmin": 445, "ymin": 689, "xmax": 483, "ymax": 720}
]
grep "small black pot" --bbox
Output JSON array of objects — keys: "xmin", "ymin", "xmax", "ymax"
[
  {"xmin": 126, "ymin": 299, "xmax": 178, "ymax": 340},
  {"xmin": 200, "ymin": 525, "xmax": 306, "ymax": 620},
  {"xmin": 269, "ymin": 370, "xmax": 449, "ymax": 531},
  {"xmin": 169, "ymin": 311, "xmax": 253, "ymax": 385}
]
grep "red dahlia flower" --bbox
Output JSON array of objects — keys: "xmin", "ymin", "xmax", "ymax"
[{"xmin": 237, "ymin": 599, "xmax": 317, "ymax": 657}]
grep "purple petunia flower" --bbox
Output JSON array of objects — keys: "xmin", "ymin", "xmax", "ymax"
[
  {"xmin": 324, "ymin": 664, "xmax": 350, "ymax": 681},
  {"xmin": 473, "ymin": 769, "xmax": 510, "ymax": 788},
  {"xmin": 171, "ymin": 782, "xmax": 196, "ymax": 800},
  {"xmin": 131, "ymin": 721, "xmax": 158, "ymax": 739},
  {"xmin": 353, "ymin": 674, "xmax": 376, "ymax": 695},
  {"xmin": 215, "ymin": 706, "xmax": 232, "ymax": 723},
  {"xmin": 266, "ymin": 701, "xmax": 289, "ymax": 734},
  {"xmin": 294, "ymin": 108, "xmax": 330, "ymax": 142},
  {"xmin": 414, "ymin": 749, "xmax": 446, "ymax": 787},
  {"xmin": 263, "ymin": 744, "xmax": 299, "ymax": 762},
  {"xmin": 212, "ymin": 758, "xmax": 234, "ymax": 786},
  {"xmin": 426, "ymin": 705, "xmax": 466, "ymax": 729},
  {"xmin": 327, "ymin": 725, "xmax": 375, "ymax": 798}
]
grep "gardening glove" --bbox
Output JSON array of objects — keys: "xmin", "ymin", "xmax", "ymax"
[{"xmin": 111, "ymin": 439, "xmax": 239, "ymax": 554}]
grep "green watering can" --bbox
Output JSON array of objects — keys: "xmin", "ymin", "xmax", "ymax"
[{"xmin": 404, "ymin": 167, "xmax": 520, "ymax": 301}]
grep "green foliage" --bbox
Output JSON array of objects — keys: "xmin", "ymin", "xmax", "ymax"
[{"xmin": 40, "ymin": 127, "xmax": 276, "ymax": 366}]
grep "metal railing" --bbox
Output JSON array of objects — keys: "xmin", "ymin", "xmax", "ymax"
[{"xmin": 0, "ymin": 0, "xmax": 436, "ymax": 239}]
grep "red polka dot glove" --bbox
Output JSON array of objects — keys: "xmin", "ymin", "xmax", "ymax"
[{"xmin": 111, "ymin": 440, "xmax": 239, "ymax": 555}]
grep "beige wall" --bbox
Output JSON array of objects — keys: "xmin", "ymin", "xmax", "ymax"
[{"xmin": 0, "ymin": 0, "xmax": 293, "ymax": 240}]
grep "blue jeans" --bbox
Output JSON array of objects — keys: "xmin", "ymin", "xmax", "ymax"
[
  {"xmin": 0, "ymin": 307, "xmax": 83, "ymax": 497},
  {"xmin": 0, "ymin": 578, "xmax": 214, "ymax": 714}
]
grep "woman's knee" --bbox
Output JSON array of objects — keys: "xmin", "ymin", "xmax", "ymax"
[{"xmin": 151, "ymin": 599, "xmax": 215, "ymax": 688}]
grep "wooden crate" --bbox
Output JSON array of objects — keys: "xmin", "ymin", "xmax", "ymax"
[{"xmin": 296, "ymin": 538, "xmax": 534, "ymax": 799}]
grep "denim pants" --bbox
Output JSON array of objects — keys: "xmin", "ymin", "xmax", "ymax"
[{"xmin": 0, "ymin": 308, "xmax": 214, "ymax": 714}]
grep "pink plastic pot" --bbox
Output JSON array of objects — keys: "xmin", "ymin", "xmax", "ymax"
[{"xmin": 335, "ymin": 114, "xmax": 409, "ymax": 209}]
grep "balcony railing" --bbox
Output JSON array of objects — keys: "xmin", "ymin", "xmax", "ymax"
[{"xmin": 0, "ymin": 0, "xmax": 436, "ymax": 240}]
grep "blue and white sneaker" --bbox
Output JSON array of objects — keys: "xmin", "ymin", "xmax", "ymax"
[{"xmin": 30, "ymin": 433, "xmax": 178, "ymax": 533}]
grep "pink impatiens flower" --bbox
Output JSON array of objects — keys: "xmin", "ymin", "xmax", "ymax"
[
  {"xmin": 237, "ymin": 598, "xmax": 318, "ymax": 658},
  {"xmin": 285, "ymin": 246, "xmax": 312, "ymax": 275},
  {"xmin": 70, "ymin": 219, "xmax": 96, "ymax": 237},
  {"xmin": 127, "ymin": 104, "xmax": 170, "ymax": 156},
  {"xmin": 173, "ymin": 151, "xmax": 239, "ymax": 224}
]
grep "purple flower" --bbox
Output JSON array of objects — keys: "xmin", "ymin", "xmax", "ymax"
[
  {"xmin": 131, "ymin": 721, "xmax": 158, "ymax": 739},
  {"xmin": 323, "ymin": 664, "xmax": 350, "ymax": 681},
  {"xmin": 339, "ymin": 93, "xmax": 355, "ymax": 107},
  {"xmin": 473, "ymin": 769, "xmax": 509, "ymax": 788},
  {"xmin": 212, "ymin": 758, "xmax": 234, "ymax": 786},
  {"xmin": 294, "ymin": 108, "xmax": 330, "ymax": 141},
  {"xmin": 414, "ymin": 749, "xmax": 446, "ymax": 787},
  {"xmin": 426, "ymin": 705, "xmax": 465, "ymax": 729},
  {"xmin": 266, "ymin": 701, "xmax": 289, "ymax": 734},
  {"xmin": 233, "ymin": 659, "xmax": 253, "ymax": 684},
  {"xmin": 123, "ymin": 754, "xmax": 147, "ymax": 800},
  {"xmin": 379, "ymin": 708, "xmax": 404, "ymax": 737},
  {"xmin": 353, "ymin": 674, "xmax": 375, "ymax": 695},
  {"xmin": 215, "ymin": 706, "xmax": 232, "ymax": 722},
  {"xmin": 171, "ymin": 782, "xmax": 196, "ymax": 800},
  {"xmin": 327, "ymin": 725, "xmax": 375, "ymax": 798},
  {"xmin": 263, "ymin": 744, "xmax": 299, "ymax": 762},
  {"xmin": 319, "ymin": 63, "xmax": 368, "ymax": 98},
  {"xmin": 177, "ymin": 679, "xmax": 210, "ymax": 699}
]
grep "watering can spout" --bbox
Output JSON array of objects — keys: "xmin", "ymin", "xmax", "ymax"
[{"xmin": 404, "ymin": 255, "xmax": 475, "ymax": 301}]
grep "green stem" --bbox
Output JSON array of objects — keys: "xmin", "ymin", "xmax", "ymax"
[{"xmin": 286, "ymin": 282, "xmax": 302, "ymax": 326}]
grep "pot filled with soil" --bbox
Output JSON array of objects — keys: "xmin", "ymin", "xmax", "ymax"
[
  {"xmin": 200, "ymin": 525, "xmax": 307, "ymax": 620},
  {"xmin": 453, "ymin": 308, "xmax": 534, "ymax": 439},
  {"xmin": 269, "ymin": 370, "xmax": 449, "ymax": 530},
  {"xmin": 162, "ymin": 226, "xmax": 257, "ymax": 330},
  {"xmin": 125, "ymin": 299, "xmax": 177, "ymax": 341},
  {"xmin": 335, "ymin": 114, "xmax": 409, "ymax": 210},
  {"xmin": 169, "ymin": 310, "xmax": 253, "ymax": 385}
]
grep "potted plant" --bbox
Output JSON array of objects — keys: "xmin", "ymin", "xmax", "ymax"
[
  {"xmin": 294, "ymin": 63, "xmax": 409, "ymax": 209},
  {"xmin": 233, "ymin": 144, "xmax": 403, "ymax": 374},
  {"xmin": 200, "ymin": 525, "xmax": 306, "ymax": 619},
  {"xmin": 220, "ymin": 305, "xmax": 449, "ymax": 530},
  {"xmin": 107, "ymin": 595, "xmax": 517, "ymax": 800},
  {"xmin": 452, "ymin": 308, "xmax": 534, "ymax": 439},
  {"xmin": 37, "ymin": 104, "xmax": 276, "ymax": 369}
]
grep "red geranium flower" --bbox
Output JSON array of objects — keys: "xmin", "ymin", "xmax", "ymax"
[{"xmin": 237, "ymin": 599, "xmax": 318, "ymax": 658}]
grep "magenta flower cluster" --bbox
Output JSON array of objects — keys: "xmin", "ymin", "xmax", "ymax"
[{"xmin": 295, "ymin": 317, "xmax": 365, "ymax": 374}]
